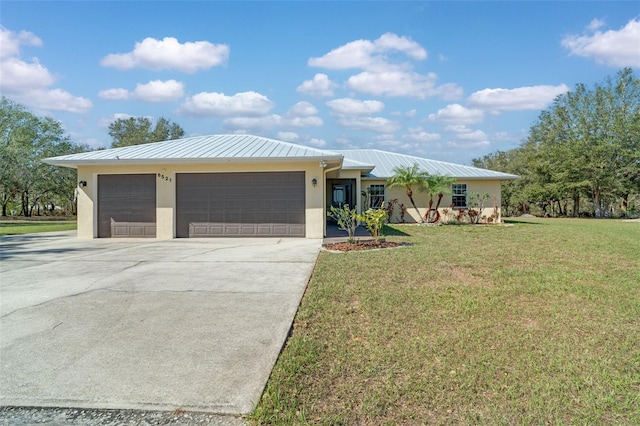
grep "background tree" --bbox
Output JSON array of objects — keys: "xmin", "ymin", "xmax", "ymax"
[
  {"xmin": 0, "ymin": 97, "xmax": 86, "ymax": 216},
  {"xmin": 108, "ymin": 117, "xmax": 185, "ymax": 148},
  {"xmin": 473, "ymin": 68, "xmax": 640, "ymax": 218},
  {"xmin": 387, "ymin": 164, "xmax": 430, "ymax": 223}
]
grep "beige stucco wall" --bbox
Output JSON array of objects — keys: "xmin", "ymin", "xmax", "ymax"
[
  {"xmin": 361, "ymin": 179, "xmax": 504, "ymax": 223},
  {"xmin": 76, "ymin": 161, "xmax": 327, "ymax": 239}
]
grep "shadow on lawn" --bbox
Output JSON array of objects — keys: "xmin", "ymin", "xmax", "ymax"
[
  {"xmin": 504, "ymin": 218, "xmax": 545, "ymax": 225},
  {"xmin": 383, "ymin": 225, "xmax": 411, "ymax": 236}
]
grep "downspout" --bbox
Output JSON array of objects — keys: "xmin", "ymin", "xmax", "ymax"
[{"xmin": 322, "ymin": 161, "xmax": 342, "ymax": 238}]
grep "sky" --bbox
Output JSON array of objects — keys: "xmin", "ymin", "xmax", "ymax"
[{"xmin": 1, "ymin": 1, "xmax": 639, "ymax": 165}]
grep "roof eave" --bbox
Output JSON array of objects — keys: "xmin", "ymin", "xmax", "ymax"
[{"xmin": 43, "ymin": 155, "xmax": 344, "ymax": 168}]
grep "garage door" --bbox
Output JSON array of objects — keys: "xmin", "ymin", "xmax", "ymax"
[
  {"xmin": 97, "ymin": 174, "xmax": 156, "ymax": 238},
  {"xmin": 176, "ymin": 172, "xmax": 305, "ymax": 237}
]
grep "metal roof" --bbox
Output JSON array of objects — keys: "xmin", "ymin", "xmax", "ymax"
[
  {"xmin": 336, "ymin": 149, "xmax": 519, "ymax": 180},
  {"xmin": 43, "ymin": 134, "xmax": 518, "ymax": 180},
  {"xmin": 43, "ymin": 134, "xmax": 344, "ymax": 167}
]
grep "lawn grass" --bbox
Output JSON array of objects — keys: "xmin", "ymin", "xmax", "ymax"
[
  {"xmin": 0, "ymin": 218, "xmax": 77, "ymax": 235},
  {"xmin": 252, "ymin": 218, "xmax": 640, "ymax": 425}
]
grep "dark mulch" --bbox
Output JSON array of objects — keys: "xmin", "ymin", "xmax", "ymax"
[{"xmin": 323, "ymin": 240, "xmax": 405, "ymax": 252}]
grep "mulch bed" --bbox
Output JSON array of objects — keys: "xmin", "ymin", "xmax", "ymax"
[{"xmin": 323, "ymin": 240, "xmax": 405, "ymax": 252}]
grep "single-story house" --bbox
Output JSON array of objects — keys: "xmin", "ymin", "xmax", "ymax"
[{"xmin": 44, "ymin": 134, "xmax": 518, "ymax": 239}]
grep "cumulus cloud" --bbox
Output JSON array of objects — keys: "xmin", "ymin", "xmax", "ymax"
[
  {"xmin": 180, "ymin": 91, "xmax": 274, "ymax": 117},
  {"xmin": 286, "ymin": 101, "xmax": 319, "ymax": 117},
  {"xmin": 97, "ymin": 113, "xmax": 135, "ymax": 129},
  {"xmin": 99, "ymin": 80, "xmax": 185, "ymax": 102},
  {"xmin": 326, "ymin": 98, "xmax": 385, "ymax": 116},
  {"xmin": 98, "ymin": 88, "xmax": 130, "ymax": 100},
  {"xmin": 402, "ymin": 126, "xmax": 441, "ymax": 143},
  {"xmin": 276, "ymin": 131, "xmax": 327, "ymax": 148},
  {"xmin": 133, "ymin": 79, "xmax": 184, "ymax": 102},
  {"xmin": 221, "ymin": 100, "xmax": 323, "ymax": 132},
  {"xmin": 0, "ymin": 28, "xmax": 42, "ymax": 58},
  {"xmin": 0, "ymin": 27, "xmax": 91, "ymax": 113},
  {"xmin": 428, "ymin": 104, "xmax": 485, "ymax": 124},
  {"xmin": 467, "ymin": 84, "xmax": 569, "ymax": 111},
  {"xmin": 101, "ymin": 36, "xmax": 229, "ymax": 73},
  {"xmin": 296, "ymin": 73, "xmax": 337, "ymax": 97},
  {"xmin": 445, "ymin": 125, "xmax": 488, "ymax": 141},
  {"xmin": 337, "ymin": 116, "xmax": 401, "ymax": 134},
  {"xmin": 347, "ymin": 71, "xmax": 463, "ymax": 100},
  {"xmin": 562, "ymin": 18, "xmax": 640, "ymax": 67},
  {"xmin": 309, "ymin": 32, "xmax": 426, "ymax": 72}
]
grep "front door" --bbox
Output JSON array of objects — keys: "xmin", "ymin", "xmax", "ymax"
[{"xmin": 332, "ymin": 183, "xmax": 352, "ymax": 208}]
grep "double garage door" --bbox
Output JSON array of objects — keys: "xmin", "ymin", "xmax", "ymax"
[
  {"xmin": 176, "ymin": 172, "xmax": 305, "ymax": 237},
  {"xmin": 97, "ymin": 172, "xmax": 305, "ymax": 238}
]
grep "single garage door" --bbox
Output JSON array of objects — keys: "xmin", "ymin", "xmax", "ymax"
[
  {"xmin": 97, "ymin": 174, "xmax": 156, "ymax": 238},
  {"xmin": 176, "ymin": 172, "xmax": 305, "ymax": 237}
]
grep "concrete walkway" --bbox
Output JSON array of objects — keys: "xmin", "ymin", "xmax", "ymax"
[{"xmin": 0, "ymin": 232, "xmax": 321, "ymax": 418}]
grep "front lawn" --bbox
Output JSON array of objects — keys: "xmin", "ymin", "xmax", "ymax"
[
  {"xmin": 0, "ymin": 217, "xmax": 77, "ymax": 236},
  {"xmin": 252, "ymin": 218, "xmax": 640, "ymax": 425}
]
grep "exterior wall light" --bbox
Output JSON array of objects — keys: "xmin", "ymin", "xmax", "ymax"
[
  {"xmin": 312, "ymin": 178, "xmax": 318, "ymax": 187},
  {"xmin": 79, "ymin": 180, "xmax": 87, "ymax": 187}
]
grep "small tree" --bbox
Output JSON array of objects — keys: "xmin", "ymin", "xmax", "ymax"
[
  {"xmin": 468, "ymin": 192, "xmax": 490, "ymax": 224},
  {"xmin": 357, "ymin": 206, "xmax": 388, "ymax": 243},
  {"xmin": 424, "ymin": 174, "xmax": 455, "ymax": 223},
  {"xmin": 327, "ymin": 204, "xmax": 358, "ymax": 243}
]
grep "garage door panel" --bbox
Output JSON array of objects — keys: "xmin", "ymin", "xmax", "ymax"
[
  {"xmin": 98, "ymin": 174, "xmax": 156, "ymax": 238},
  {"xmin": 177, "ymin": 172, "xmax": 305, "ymax": 237}
]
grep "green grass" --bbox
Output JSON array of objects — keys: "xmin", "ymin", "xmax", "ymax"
[
  {"xmin": 0, "ymin": 218, "xmax": 77, "ymax": 235},
  {"xmin": 252, "ymin": 218, "xmax": 640, "ymax": 425}
]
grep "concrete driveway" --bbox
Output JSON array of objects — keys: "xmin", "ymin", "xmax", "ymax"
[{"xmin": 0, "ymin": 231, "xmax": 321, "ymax": 416}]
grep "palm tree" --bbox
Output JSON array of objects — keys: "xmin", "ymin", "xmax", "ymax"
[
  {"xmin": 425, "ymin": 175, "xmax": 456, "ymax": 223},
  {"xmin": 387, "ymin": 164, "xmax": 430, "ymax": 223}
]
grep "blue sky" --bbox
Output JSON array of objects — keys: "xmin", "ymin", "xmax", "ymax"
[{"xmin": 1, "ymin": 1, "xmax": 638, "ymax": 164}]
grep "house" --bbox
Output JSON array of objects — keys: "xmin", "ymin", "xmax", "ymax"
[{"xmin": 43, "ymin": 134, "xmax": 518, "ymax": 239}]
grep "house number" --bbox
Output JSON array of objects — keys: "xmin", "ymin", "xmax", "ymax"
[{"xmin": 157, "ymin": 173, "xmax": 172, "ymax": 183}]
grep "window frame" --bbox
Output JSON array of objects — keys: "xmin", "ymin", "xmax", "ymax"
[
  {"xmin": 451, "ymin": 183, "xmax": 467, "ymax": 208},
  {"xmin": 368, "ymin": 184, "xmax": 385, "ymax": 209}
]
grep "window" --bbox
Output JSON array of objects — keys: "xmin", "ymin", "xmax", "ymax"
[
  {"xmin": 368, "ymin": 184, "xmax": 385, "ymax": 209},
  {"xmin": 451, "ymin": 183, "xmax": 467, "ymax": 208}
]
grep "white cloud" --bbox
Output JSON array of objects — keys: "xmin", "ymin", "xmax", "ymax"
[
  {"xmin": 446, "ymin": 126, "xmax": 488, "ymax": 141},
  {"xmin": 402, "ymin": 126, "xmax": 441, "ymax": 143},
  {"xmin": 337, "ymin": 116, "xmax": 401, "ymax": 133},
  {"xmin": 277, "ymin": 131, "xmax": 299, "ymax": 141},
  {"xmin": 0, "ymin": 28, "xmax": 42, "ymax": 58},
  {"xmin": 223, "ymin": 111, "xmax": 323, "ymax": 132},
  {"xmin": 286, "ymin": 101, "xmax": 318, "ymax": 117},
  {"xmin": 562, "ymin": 18, "xmax": 640, "ymax": 67},
  {"xmin": 326, "ymin": 98, "xmax": 385, "ymax": 116},
  {"xmin": 347, "ymin": 71, "xmax": 463, "ymax": 100},
  {"xmin": 428, "ymin": 104, "xmax": 485, "ymax": 124},
  {"xmin": 467, "ymin": 84, "xmax": 570, "ymax": 111},
  {"xmin": 16, "ymin": 89, "xmax": 93, "ymax": 114},
  {"xmin": 296, "ymin": 73, "xmax": 337, "ymax": 97},
  {"xmin": 587, "ymin": 18, "xmax": 605, "ymax": 32},
  {"xmin": 308, "ymin": 32, "xmax": 426, "ymax": 72},
  {"xmin": 101, "ymin": 36, "xmax": 229, "ymax": 73},
  {"xmin": 446, "ymin": 140, "xmax": 490, "ymax": 149},
  {"xmin": 98, "ymin": 88, "xmax": 130, "ymax": 100},
  {"xmin": 277, "ymin": 131, "xmax": 327, "ymax": 148},
  {"xmin": 134, "ymin": 79, "xmax": 184, "ymax": 102},
  {"xmin": 181, "ymin": 91, "xmax": 274, "ymax": 117},
  {"xmin": 0, "ymin": 27, "xmax": 91, "ymax": 113},
  {"xmin": 0, "ymin": 57, "xmax": 55, "ymax": 90}
]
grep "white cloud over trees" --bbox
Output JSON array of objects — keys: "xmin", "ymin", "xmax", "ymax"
[{"xmin": 562, "ymin": 18, "xmax": 640, "ymax": 67}]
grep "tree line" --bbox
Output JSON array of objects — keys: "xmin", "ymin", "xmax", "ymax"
[
  {"xmin": 0, "ymin": 96, "xmax": 184, "ymax": 217},
  {"xmin": 473, "ymin": 68, "xmax": 640, "ymax": 218}
]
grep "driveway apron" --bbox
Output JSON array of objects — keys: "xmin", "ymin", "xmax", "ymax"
[{"xmin": 0, "ymin": 231, "xmax": 321, "ymax": 414}]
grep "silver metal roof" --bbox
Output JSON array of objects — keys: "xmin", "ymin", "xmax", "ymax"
[
  {"xmin": 44, "ymin": 134, "xmax": 344, "ymax": 167},
  {"xmin": 336, "ymin": 149, "xmax": 519, "ymax": 180},
  {"xmin": 43, "ymin": 134, "xmax": 518, "ymax": 180}
]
